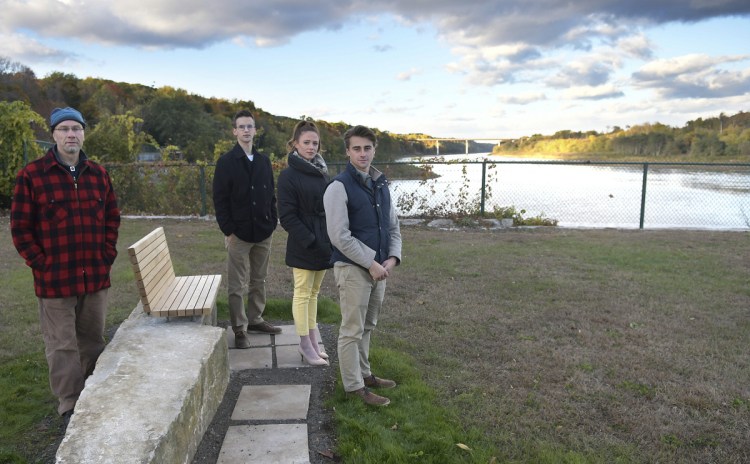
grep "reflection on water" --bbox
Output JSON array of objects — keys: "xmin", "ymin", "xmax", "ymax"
[{"xmin": 387, "ymin": 153, "xmax": 750, "ymax": 230}]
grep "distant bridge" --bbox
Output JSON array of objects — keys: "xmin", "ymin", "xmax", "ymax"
[{"xmin": 415, "ymin": 138, "xmax": 516, "ymax": 155}]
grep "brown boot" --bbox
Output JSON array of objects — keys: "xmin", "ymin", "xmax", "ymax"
[
  {"xmin": 234, "ymin": 331, "xmax": 251, "ymax": 349},
  {"xmin": 364, "ymin": 374, "xmax": 397, "ymax": 389},
  {"xmin": 347, "ymin": 387, "xmax": 390, "ymax": 406},
  {"xmin": 247, "ymin": 321, "xmax": 282, "ymax": 334}
]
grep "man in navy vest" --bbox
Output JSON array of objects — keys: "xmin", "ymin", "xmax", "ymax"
[{"xmin": 323, "ymin": 125, "xmax": 402, "ymax": 406}]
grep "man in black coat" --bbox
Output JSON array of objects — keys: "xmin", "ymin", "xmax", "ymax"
[{"xmin": 213, "ymin": 110, "xmax": 281, "ymax": 348}]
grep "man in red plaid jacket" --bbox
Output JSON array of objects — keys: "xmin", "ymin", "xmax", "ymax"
[{"xmin": 11, "ymin": 107, "xmax": 121, "ymax": 428}]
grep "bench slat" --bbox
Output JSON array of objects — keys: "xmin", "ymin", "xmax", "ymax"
[
  {"xmin": 138, "ymin": 252, "xmax": 172, "ymax": 303},
  {"xmin": 128, "ymin": 227, "xmax": 176, "ymax": 311},
  {"xmin": 182, "ymin": 275, "xmax": 209, "ymax": 316},
  {"xmin": 128, "ymin": 227, "xmax": 167, "ymax": 262},
  {"xmin": 159, "ymin": 276, "xmax": 191, "ymax": 317},
  {"xmin": 132, "ymin": 241, "xmax": 171, "ymax": 280},
  {"xmin": 197, "ymin": 275, "xmax": 222, "ymax": 315},
  {"xmin": 170, "ymin": 276, "xmax": 197, "ymax": 317}
]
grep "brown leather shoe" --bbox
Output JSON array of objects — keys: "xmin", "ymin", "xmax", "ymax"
[
  {"xmin": 234, "ymin": 331, "xmax": 251, "ymax": 349},
  {"xmin": 347, "ymin": 387, "xmax": 390, "ymax": 406},
  {"xmin": 247, "ymin": 321, "xmax": 282, "ymax": 334},
  {"xmin": 364, "ymin": 374, "xmax": 397, "ymax": 389}
]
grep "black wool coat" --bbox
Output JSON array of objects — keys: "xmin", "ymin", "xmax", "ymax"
[
  {"xmin": 213, "ymin": 143, "xmax": 278, "ymax": 243},
  {"xmin": 277, "ymin": 152, "xmax": 333, "ymax": 270}
]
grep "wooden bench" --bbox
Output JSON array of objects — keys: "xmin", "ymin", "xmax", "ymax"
[{"xmin": 128, "ymin": 227, "xmax": 221, "ymax": 322}]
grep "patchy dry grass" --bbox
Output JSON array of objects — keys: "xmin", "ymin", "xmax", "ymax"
[
  {"xmin": 2, "ymin": 217, "xmax": 748, "ymax": 463},
  {"xmin": 381, "ymin": 226, "xmax": 750, "ymax": 463}
]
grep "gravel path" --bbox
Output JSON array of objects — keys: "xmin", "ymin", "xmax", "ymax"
[{"xmin": 191, "ymin": 322, "xmax": 339, "ymax": 463}]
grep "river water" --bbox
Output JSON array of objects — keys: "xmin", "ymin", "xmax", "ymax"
[{"xmin": 388, "ymin": 153, "xmax": 750, "ymax": 230}]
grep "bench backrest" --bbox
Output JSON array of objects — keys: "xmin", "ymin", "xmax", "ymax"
[{"xmin": 127, "ymin": 227, "xmax": 176, "ymax": 313}]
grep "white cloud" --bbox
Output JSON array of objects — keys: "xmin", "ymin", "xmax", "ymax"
[
  {"xmin": 374, "ymin": 44, "xmax": 394, "ymax": 52},
  {"xmin": 2, "ymin": 0, "xmax": 750, "ymax": 138},
  {"xmin": 2, "ymin": 1, "xmax": 748, "ymax": 99},
  {"xmin": 546, "ymin": 57, "xmax": 621, "ymax": 88},
  {"xmin": 563, "ymin": 84, "xmax": 625, "ymax": 100},
  {"xmin": 0, "ymin": 32, "xmax": 74, "ymax": 63},
  {"xmin": 498, "ymin": 92, "xmax": 547, "ymax": 105},
  {"xmin": 632, "ymin": 53, "xmax": 750, "ymax": 98},
  {"xmin": 396, "ymin": 67, "xmax": 421, "ymax": 81},
  {"xmin": 616, "ymin": 33, "xmax": 654, "ymax": 59},
  {"xmin": 4, "ymin": 1, "xmax": 748, "ymax": 52},
  {"xmin": 634, "ymin": 54, "xmax": 735, "ymax": 80}
]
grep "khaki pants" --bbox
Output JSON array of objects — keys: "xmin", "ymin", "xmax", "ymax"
[
  {"xmin": 38, "ymin": 289, "xmax": 108, "ymax": 415},
  {"xmin": 334, "ymin": 264, "xmax": 386, "ymax": 392},
  {"xmin": 292, "ymin": 268, "xmax": 327, "ymax": 336},
  {"xmin": 226, "ymin": 234, "xmax": 272, "ymax": 332}
]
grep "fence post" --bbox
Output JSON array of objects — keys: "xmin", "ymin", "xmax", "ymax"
[
  {"xmin": 480, "ymin": 159, "xmax": 487, "ymax": 216},
  {"xmin": 639, "ymin": 163, "xmax": 649, "ymax": 229},
  {"xmin": 199, "ymin": 165, "xmax": 207, "ymax": 217}
]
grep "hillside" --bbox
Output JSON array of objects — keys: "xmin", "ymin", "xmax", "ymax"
[
  {"xmin": 493, "ymin": 114, "xmax": 750, "ymax": 161},
  {"xmin": 0, "ymin": 57, "xmax": 493, "ymax": 163},
  {"xmin": 2, "ymin": 57, "xmax": 747, "ymax": 162}
]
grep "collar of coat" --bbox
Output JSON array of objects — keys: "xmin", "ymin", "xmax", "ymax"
[
  {"xmin": 289, "ymin": 150, "xmax": 329, "ymax": 176},
  {"xmin": 43, "ymin": 147, "xmax": 90, "ymax": 173},
  {"xmin": 346, "ymin": 161, "xmax": 385, "ymax": 186},
  {"xmin": 230, "ymin": 142, "xmax": 260, "ymax": 159}
]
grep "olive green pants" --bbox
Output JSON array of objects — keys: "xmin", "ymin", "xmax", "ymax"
[{"xmin": 38, "ymin": 289, "xmax": 108, "ymax": 415}]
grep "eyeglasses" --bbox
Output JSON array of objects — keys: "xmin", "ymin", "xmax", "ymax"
[
  {"xmin": 55, "ymin": 126, "xmax": 84, "ymax": 134},
  {"xmin": 236, "ymin": 124, "xmax": 255, "ymax": 130}
]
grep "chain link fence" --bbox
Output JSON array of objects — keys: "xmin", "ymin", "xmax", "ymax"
[
  {"xmin": 377, "ymin": 159, "xmax": 750, "ymax": 229},
  {"xmin": 105, "ymin": 159, "xmax": 750, "ymax": 230}
]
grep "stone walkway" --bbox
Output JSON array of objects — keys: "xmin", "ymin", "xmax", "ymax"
[{"xmin": 216, "ymin": 325, "xmax": 325, "ymax": 464}]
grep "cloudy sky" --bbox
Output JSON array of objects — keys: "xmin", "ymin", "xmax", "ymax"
[{"xmin": 3, "ymin": 0, "xmax": 750, "ymax": 139}]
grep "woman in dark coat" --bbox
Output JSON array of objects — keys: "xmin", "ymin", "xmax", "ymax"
[{"xmin": 277, "ymin": 120, "xmax": 332, "ymax": 366}]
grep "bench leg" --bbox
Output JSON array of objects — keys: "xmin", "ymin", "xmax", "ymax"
[{"xmin": 206, "ymin": 302, "xmax": 218, "ymax": 327}]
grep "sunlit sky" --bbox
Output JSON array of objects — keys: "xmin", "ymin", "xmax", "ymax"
[{"xmin": 3, "ymin": 1, "xmax": 750, "ymax": 139}]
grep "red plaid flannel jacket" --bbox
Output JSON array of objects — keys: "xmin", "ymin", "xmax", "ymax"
[{"xmin": 11, "ymin": 148, "xmax": 120, "ymax": 298}]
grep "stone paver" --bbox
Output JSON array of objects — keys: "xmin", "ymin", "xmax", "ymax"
[
  {"xmin": 231, "ymin": 385, "xmax": 310, "ymax": 420},
  {"xmin": 276, "ymin": 344, "xmax": 306, "ymax": 368},
  {"xmin": 217, "ymin": 424, "xmax": 309, "ymax": 464},
  {"xmin": 274, "ymin": 326, "xmax": 301, "ymax": 346},
  {"xmin": 217, "ymin": 324, "xmax": 323, "ymax": 463},
  {"xmin": 225, "ymin": 327, "xmax": 271, "ymax": 348},
  {"xmin": 226, "ymin": 325, "xmax": 327, "ymax": 370},
  {"xmin": 228, "ymin": 347, "xmax": 272, "ymax": 370}
]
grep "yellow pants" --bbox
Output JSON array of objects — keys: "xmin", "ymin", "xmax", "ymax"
[{"xmin": 292, "ymin": 268, "xmax": 327, "ymax": 335}]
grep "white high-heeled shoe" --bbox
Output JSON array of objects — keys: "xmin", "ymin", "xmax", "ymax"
[
  {"xmin": 309, "ymin": 328, "xmax": 329, "ymax": 359},
  {"xmin": 298, "ymin": 346, "xmax": 328, "ymax": 366}
]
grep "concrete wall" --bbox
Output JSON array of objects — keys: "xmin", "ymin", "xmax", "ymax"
[{"xmin": 56, "ymin": 304, "xmax": 229, "ymax": 464}]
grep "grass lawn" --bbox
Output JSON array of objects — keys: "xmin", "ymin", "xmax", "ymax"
[{"xmin": 1, "ymin": 216, "xmax": 748, "ymax": 463}]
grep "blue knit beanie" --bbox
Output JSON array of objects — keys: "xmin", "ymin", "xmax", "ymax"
[{"xmin": 50, "ymin": 107, "xmax": 86, "ymax": 130}]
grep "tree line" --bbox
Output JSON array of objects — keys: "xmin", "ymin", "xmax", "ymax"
[
  {"xmin": 1, "ymin": 56, "xmax": 492, "ymax": 208},
  {"xmin": 0, "ymin": 56, "xmax": 483, "ymax": 165},
  {"xmin": 493, "ymin": 115, "xmax": 750, "ymax": 159}
]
